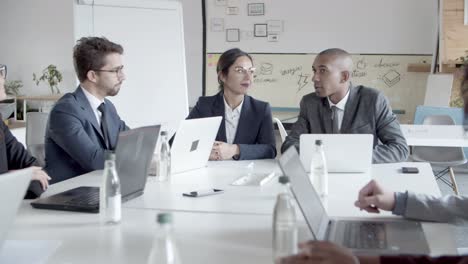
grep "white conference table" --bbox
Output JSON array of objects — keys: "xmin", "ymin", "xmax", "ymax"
[
  {"xmin": 401, "ymin": 124, "xmax": 468, "ymax": 147},
  {"xmin": 6, "ymin": 160, "xmax": 457, "ymax": 263}
]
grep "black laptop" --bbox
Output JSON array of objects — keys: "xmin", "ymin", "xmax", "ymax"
[{"xmin": 31, "ymin": 125, "xmax": 160, "ymax": 213}]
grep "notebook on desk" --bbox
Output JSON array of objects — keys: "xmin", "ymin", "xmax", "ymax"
[
  {"xmin": 171, "ymin": 116, "xmax": 222, "ymax": 174},
  {"xmin": 300, "ymin": 134, "xmax": 373, "ymax": 173},
  {"xmin": 279, "ymin": 147, "xmax": 430, "ymax": 255},
  {"xmin": 30, "ymin": 125, "xmax": 160, "ymax": 213},
  {"xmin": 0, "ymin": 168, "xmax": 33, "ymax": 250}
]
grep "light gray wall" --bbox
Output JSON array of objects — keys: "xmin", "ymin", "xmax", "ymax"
[{"xmin": 0, "ymin": 0, "xmax": 76, "ymax": 96}]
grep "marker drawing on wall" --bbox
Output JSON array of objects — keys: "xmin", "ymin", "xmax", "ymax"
[
  {"xmin": 241, "ymin": 31, "xmax": 254, "ymax": 40},
  {"xmin": 297, "ymin": 73, "xmax": 310, "ymax": 92},
  {"xmin": 225, "ymin": 6, "xmax": 239, "ymax": 15},
  {"xmin": 226, "ymin": 29, "xmax": 240, "ymax": 42},
  {"xmin": 254, "ymin": 24, "xmax": 268, "ymax": 37},
  {"xmin": 215, "ymin": 0, "xmax": 227, "ymax": 6},
  {"xmin": 210, "ymin": 18, "xmax": 224, "ymax": 32},
  {"xmin": 381, "ymin": 69, "xmax": 401, "ymax": 87},
  {"xmin": 259, "ymin": 63, "xmax": 273, "ymax": 75},
  {"xmin": 267, "ymin": 20, "xmax": 283, "ymax": 33},
  {"xmin": 248, "ymin": 3, "xmax": 265, "ymax": 16},
  {"xmin": 268, "ymin": 34, "xmax": 279, "ymax": 42}
]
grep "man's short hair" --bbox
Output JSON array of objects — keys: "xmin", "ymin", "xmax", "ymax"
[
  {"xmin": 73, "ymin": 37, "xmax": 124, "ymax": 82},
  {"xmin": 318, "ymin": 48, "xmax": 350, "ymax": 58}
]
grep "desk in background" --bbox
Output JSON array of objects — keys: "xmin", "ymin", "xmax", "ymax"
[
  {"xmin": 15, "ymin": 94, "xmax": 62, "ymax": 121},
  {"xmin": 401, "ymin": 124, "xmax": 468, "ymax": 147}
]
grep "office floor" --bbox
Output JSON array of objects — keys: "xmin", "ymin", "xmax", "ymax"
[{"xmin": 274, "ymin": 130, "xmax": 468, "ymax": 253}]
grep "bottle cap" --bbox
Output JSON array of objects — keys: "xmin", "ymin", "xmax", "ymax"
[
  {"xmin": 157, "ymin": 213, "xmax": 172, "ymax": 224},
  {"xmin": 104, "ymin": 150, "xmax": 116, "ymax": 161},
  {"xmin": 315, "ymin": 139, "xmax": 323, "ymax": 145},
  {"xmin": 278, "ymin": 175, "xmax": 290, "ymax": 184}
]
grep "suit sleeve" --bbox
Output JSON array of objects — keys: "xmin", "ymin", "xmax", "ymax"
[
  {"xmin": 400, "ymin": 191, "xmax": 468, "ymax": 224},
  {"xmin": 281, "ymin": 97, "xmax": 310, "ymax": 153},
  {"xmin": 48, "ymin": 108, "xmax": 105, "ymax": 172},
  {"xmin": 381, "ymin": 256, "xmax": 468, "ymax": 264},
  {"xmin": 2, "ymin": 121, "xmax": 36, "ymax": 169},
  {"xmin": 372, "ymin": 93, "xmax": 409, "ymax": 163},
  {"xmin": 187, "ymin": 100, "xmax": 203, "ymax": 119},
  {"xmin": 237, "ymin": 103, "xmax": 277, "ymax": 160}
]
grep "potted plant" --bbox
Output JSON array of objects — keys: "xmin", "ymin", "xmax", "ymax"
[
  {"xmin": 4, "ymin": 80, "xmax": 23, "ymax": 96},
  {"xmin": 33, "ymin": 64, "xmax": 63, "ymax": 94}
]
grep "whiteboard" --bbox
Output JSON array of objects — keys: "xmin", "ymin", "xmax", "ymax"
[
  {"xmin": 74, "ymin": 0, "xmax": 188, "ymax": 130},
  {"xmin": 205, "ymin": 53, "xmax": 432, "ymax": 123},
  {"xmin": 206, "ymin": 0, "xmax": 438, "ymax": 54}
]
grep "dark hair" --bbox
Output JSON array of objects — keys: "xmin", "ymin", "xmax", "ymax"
[
  {"xmin": 216, "ymin": 48, "xmax": 252, "ymax": 89},
  {"xmin": 73, "ymin": 37, "xmax": 124, "ymax": 82}
]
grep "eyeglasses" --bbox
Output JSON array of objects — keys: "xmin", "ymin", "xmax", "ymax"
[
  {"xmin": 233, "ymin": 66, "xmax": 256, "ymax": 75},
  {"xmin": 0, "ymin": 64, "xmax": 7, "ymax": 79},
  {"xmin": 93, "ymin": 65, "xmax": 124, "ymax": 77}
]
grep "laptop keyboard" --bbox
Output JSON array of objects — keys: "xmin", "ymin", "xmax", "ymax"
[
  {"xmin": 343, "ymin": 222, "xmax": 387, "ymax": 249},
  {"xmin": 64, "ymin": 191, "xmax": 100, "ymax": 207}
]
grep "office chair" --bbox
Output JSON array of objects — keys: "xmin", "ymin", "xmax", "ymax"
[
  {"xmin": 26, "ymin": 112, "xmax": 49, "ymax": 167},
  {"xmin": 412, "ymin": 114, "xmax": 467, "ymax": 194},
  {"xmin": 273, "ymin": 117, "xmax": 288, "ymax": 143}
]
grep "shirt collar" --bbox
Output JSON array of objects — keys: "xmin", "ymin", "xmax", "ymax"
[
  {"xmin": 81, "ymin": 86, "xmax": 104, "ymax": 110},
  {"xmin": 223, "ymin": 95, "xmax": 243, "ymax": 114},
  {"xmin": 327, "ymin": 88, "xmax": 350, "ymax": 111}
]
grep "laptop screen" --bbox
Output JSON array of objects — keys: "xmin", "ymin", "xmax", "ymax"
[
  {"xmin": 115, "ymin": 125, "xmax": 160, "ymax": 198},
  {"xmin": 278, "ymin": 147, "xmax": 330, "ymax": 240}
]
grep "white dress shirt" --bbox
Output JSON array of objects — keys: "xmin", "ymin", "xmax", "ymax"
[
  {"xmin": 224, "ymin": 96, "xmax": 243, "ymax": 144},
  {"xmin": 81, "ymin": 86, "xmax": 105, "ymax": 126},
  {"xmin": 327, "ymin": 89, "xmax": 350, "ymax": 131}
]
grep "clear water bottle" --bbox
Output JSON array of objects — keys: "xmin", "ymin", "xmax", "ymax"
[
  {"xmin": 157, "ymin": 131, "xmax": 171, "ymax": 182},
  {"xmin": 147, "ymin": 213, "xmax": 181, "ymax": 264},
  {"xmin": 272, "ymin": 176, "xmax": 298, "ymax": 261},
  {"xmin": 310, "ymin": 139, "xmax": 328, "ymax": 197},
  {"xmin": 100, "ymin": 151, "xmax": 121, "ymax": 225}
]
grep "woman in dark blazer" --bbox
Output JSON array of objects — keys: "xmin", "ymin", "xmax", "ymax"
[
  {"xmin": 0, "ymin": 64, "xmax": 50, "ymax": 198},
  {"xmin": 187, "ymin": 48, "xmax": 276, "ymax": 160}
]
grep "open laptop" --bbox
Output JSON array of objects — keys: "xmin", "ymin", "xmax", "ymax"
[
  {"xmin": 0, "ymin": 168, "xmax": 33, "ymax": 250},
  {"xmin": 300, "ymin": 134, "xmax": 373, "ymax": 173},
  {"xmin": 31, "ymin": 125, "xmax": 160, "ymax": 213},
  {"xmin": 171, "ymin": 116, "xmax": 222, "ymax": 174},
  {"xmin": 279, "ymin": 147, "xmax": 430, "ymax": 255}
]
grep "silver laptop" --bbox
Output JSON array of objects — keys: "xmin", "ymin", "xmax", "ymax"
[
  {"xmin": 171, "ymin": 116, "xmax": 222, "ymax": 174},
  {"xmin": 300, "ymin": 134, "xmax": 373, "ymax": 173},
  {"xmin": 0, "ymin": 168, "xmax": 33, "ymax": 250},
  {"xmin": 279, "ymin": 147, "xmax": 430, "ymax": 255}
]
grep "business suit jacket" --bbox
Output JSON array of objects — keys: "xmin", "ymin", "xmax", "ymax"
[
  {"xmin": 45, "ymin": 87, "xmax": 128, "ymax": 183},
  {"xmin": 281, "ymin": 85, "xmax": 409, "ymax": 163},
  {"xmin": 187, "ymin": 92, "xmax": 276, "ymax": 160},
  {"xmin": 0, "ymin": 118, "xmax": 44, "ymax": 198},
  {"xmin": 399, "ymin": 191, "xmax": 468, "ymax": 224}
]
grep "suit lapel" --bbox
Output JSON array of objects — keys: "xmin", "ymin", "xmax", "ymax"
[
  {"xmin": 233, "ymin": 95, "xmax": 249, "ymax": 144},
  {"xmin": 75, "ymin": 87, "xmax": 106, "ymax": 144},
  {"xmin": 340, "ymin": 85, "xmax": 358, "ymax": 133},
  {"xmin": 213, "ymin": 92, "xmax": 227, "ymax": 142}
]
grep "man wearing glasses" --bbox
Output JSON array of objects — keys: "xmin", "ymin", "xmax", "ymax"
[
  {"xmin": 44, "ymin": 37, "xmax": 129, "ymax": 184},
  {"xmin": 0, "ymin": 64, "xmax": 51, "ymax": 197}
]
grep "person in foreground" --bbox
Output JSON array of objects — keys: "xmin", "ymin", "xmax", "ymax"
[
  {"xmin": 279, "ymin": 179, "xmax": 468, "ymax": 264},
  {"xmin": 281, "ymin": 48, "xmax": 408, "ymax": 163},
  {"xmin": 187, "ymin": 48, "xmax": 276, "ymax": 160},
  {"xmin": 0, "ymin": 64, "xmax": 50, "ymax": 198},
  {"xmin": 45, "ymin": 37, "xmax": 129, "ymax": 184}
]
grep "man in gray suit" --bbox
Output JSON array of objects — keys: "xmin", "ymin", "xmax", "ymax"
[
  {"xmin": 281, "ymin": 48, "xmax": 408, "ymax": 163},
  {"xmin": 45, "ymin": 37, "xmax": 129, "ymax": 184}
]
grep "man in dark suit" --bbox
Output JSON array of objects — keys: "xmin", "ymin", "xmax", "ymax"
[
  {"xmin": 45, "ymin": 37, "xmax": 129, "ymax": 183},
  {"xmin": 281, "ymin": 48, "xmax": 408, "ymax": 163},
  {"xmin": 0, "ymin": 63, "xmax": 50, "ymax": 198}
]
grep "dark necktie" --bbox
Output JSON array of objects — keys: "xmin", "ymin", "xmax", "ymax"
[
  {"xmin": 331, "ymin": 106, "xmax": 340, "ymax": 134},
  {"xmin": 97, "ymin": 103, "xmax": 111, "ymax": 149}
]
